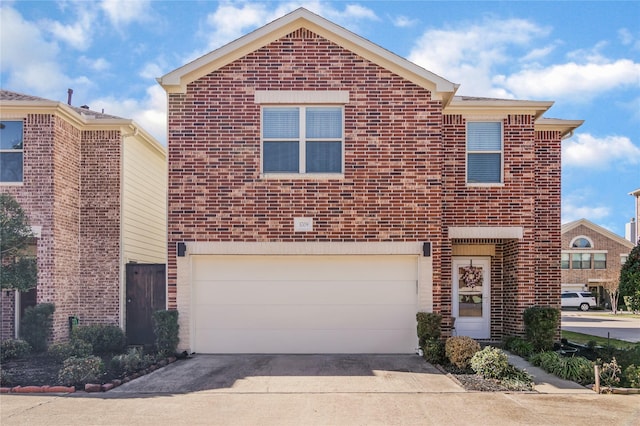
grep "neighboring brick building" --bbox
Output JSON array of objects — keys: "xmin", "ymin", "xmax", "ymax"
[
  {"xmin": 562, "ymin": 218, "xmax": 635, "ymax": 307},
  {"xmin": 158, "ymin": 8, "xmax": 582, "ymax": 353},
  {"xmin": 0, "ymin": 90, "xmax": 166, "ymax": 342}
]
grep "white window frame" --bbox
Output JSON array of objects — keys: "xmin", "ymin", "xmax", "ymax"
[
  {"xmin": 260, "ymin": 105, "xmax": 345, "ymax": 178},
  {"xmin": 0, "ymin": 120, "xmax": 24, "ymax": 185},
  {"xmin": 466, "ymin": 121, "xmax": 503, "ymax": 186},
  {"xmin": 569, "ymin": 235, "xmax": 594, "ymax": 248}
]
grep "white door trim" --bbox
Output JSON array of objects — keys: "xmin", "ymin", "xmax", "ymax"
[{"xmin": 452, "ymin": 256, "xmax": 491, "ymax": 339}]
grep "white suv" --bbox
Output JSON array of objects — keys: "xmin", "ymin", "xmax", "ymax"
[{"xmin": 561, "ymin": 291, "xmax": 597, "ymax": 311}]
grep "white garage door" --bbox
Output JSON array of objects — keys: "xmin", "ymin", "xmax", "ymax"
[{"xmin": 192, "ymin": 255, "xmax": 418, "ymax": 353}]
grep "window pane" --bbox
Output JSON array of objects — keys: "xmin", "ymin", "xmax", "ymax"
[
  {"xmin": 263, "ymin": 108, "xmax": 299, "ymax": 138},
  {"xmin": 0, "ymin": 152, "xmax": 23, "ymax": 182},
  {"xmin": 581, "ymin": 253, "xmax": 591, "ymax": 269},
  {"xmin": 572, "ymin": 238, "xmax": 591, "ymax": 248},
  {"xmin": 594, "ymin": 253, "xmax": 606, "ymax": 269},
  {"xmin": 306, "ymin": 141, "xmax": 341, "ymax": 173},
  {"xmin": 0, "ymin": 121, "xmax": 23, "ymax": 150},
  {"xmin": 263, "ymin": 141, "xmax": 299, "ymax": 173},
  {"xmin": 467, "ymin": 122, "xmax": 501, "ymax": 151},
  {"xmin": 561, "ymin": 253, "xmax": 569, "ymax": 269},
  {"xmin": 468, "ymin": 153, "xmax": 501, "ymax": 183},
  {"xmin": 306, "ymin": 107, "xmax": 342, "ymax": 138}
]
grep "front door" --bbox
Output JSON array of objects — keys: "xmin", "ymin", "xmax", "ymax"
[{"xmin": 452, "ymin": 257, "xmax": 490, "ymax": 339}]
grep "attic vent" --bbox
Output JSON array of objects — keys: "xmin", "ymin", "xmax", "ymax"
[
  {"xmin": 507, "ymin": 115, "xmax": 532, "ymax": 125},
  {"xmin": 285, "ymin": 28, "xmax": 319, "ymax": 39},
  {"xmin": 443, "ymin": 115, "xmax": 463, "ymax": 125}
]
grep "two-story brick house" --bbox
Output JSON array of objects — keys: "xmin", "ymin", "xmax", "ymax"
[
  {"xmin": 0, "ymin": 90, "xmax": 166, "ymax": 343},
  {"xmin": 158, "ymin": 8, "xmax": 582, "ymax": 353},
  {"xmin": 562, "ymin": 218, "xmax": 635, "ymax": 307}
]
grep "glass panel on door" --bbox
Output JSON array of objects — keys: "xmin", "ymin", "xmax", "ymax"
[{"xmin": 457, "ymin": 264, "xmax": 484, "ymax": 318}]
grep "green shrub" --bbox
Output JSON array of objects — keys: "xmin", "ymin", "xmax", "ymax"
[
  {"xmin": 0, "ymin": 369, "xmax": 14, "ymax": 386},
  {"xmin": 416, "ymin": 312, "xmax": 442, "ymax": 346},
  {"xmin": 153, "ymin": 310, "xmax": 179, "ymax": 357},
  {"xmin": 48, "ymin": 339, "xmax": 93, "ymax": 362},
  {"xmin": 599, "ymin": 357, "xmax": 621, "ymax": 387},
  {"xmin": 1, "ymin": 339, "xmax": 32, "ymax": 362},
  {"xmin": 57, "ymin": 356, "xmax": 105, "ymax": 386},
  {"xmin": 498, "ymin": 364, "xmax": 534, "ymax": 391},
  {"xmin": 19, "ymin": 303, "xmax": 55, "ymax": 352},
  {"xmin": 623, "ymin": 364, "xmax": 640, "ymax": 388},
  {"xmin": 422, "ymin": 339, "xmax": 445, "ymax": 365},
  {"xmin": 530, "ymin": 351, "xmax": 594, "ymax": 385},
  {"xmin": 72, "ymin": 324, "xmax": 126, "ymax": 354},
  {"xmin": 470, "ymin": 346, "xmax": 510, "ymax": 379},
  {"xmin": 503, "ymin": 336, "xmax": 534, "ymax": 358},
  {"xmin": 110, "ymin": 347, "xmax": 155, "ymax": 376},
  {"xmin": 445, "ymin": 336, "xmax": 481, "ymax": 369},
  {"xmin": 523, "ymin": 306, "xmax": 559, "ymax": 352}
]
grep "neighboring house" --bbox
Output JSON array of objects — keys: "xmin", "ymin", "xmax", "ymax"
[
  {"xmin": 561, "ymin": 219, "xmax": 635, "ymax": 307},
  {"xmin": 627, "ymin": 188, "xmax": 640, "ymax": 244},
  {"xmin": 0, "ymin": 90, "xmax": 167, "ymax": 344},
  {"xmin": 158, "ymin": 8, "xmax": 582, "ymax": 354}
]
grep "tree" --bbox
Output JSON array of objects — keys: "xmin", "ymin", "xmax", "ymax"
[
  {"xmin": 601, "ymin": 270, "xmax": 621, "ymax": 314},
  {"xmin": 0, "ymin": 193, "xmax": 37, "ymax": 291},
  {"xmin": 619, "ymin": 240, "xmax": 640, "ymax": 313}
]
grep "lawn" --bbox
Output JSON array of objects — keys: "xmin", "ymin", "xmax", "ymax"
[{"xmin": 561, "ymin": 330, "xmax": 637, "ymax": 349}]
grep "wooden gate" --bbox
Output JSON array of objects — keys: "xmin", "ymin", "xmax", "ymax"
[{"xmin": 125, "ymin": 263, "xmax": 166, "ymax": 346}]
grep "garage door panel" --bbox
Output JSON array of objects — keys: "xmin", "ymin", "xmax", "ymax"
[
  {"xmin": 192, "ymin": 255, "xmax": 419, "ymax": 353},
  {"xmin": 193, "ymin": 255, "xmax": 417, "ymax": 282},
  {"xmin": 194, "ymin": 329, "xmax": 418, "ymax": 354},
  {"xmin": 194, "ymin": 304, "xmax": 415, "ymax": 330},
  {"xmin": 193, "ymin": 279, "xmax": 417, "ymax": 305}
]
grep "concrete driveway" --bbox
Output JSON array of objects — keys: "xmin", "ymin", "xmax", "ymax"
[{"xmin": 109, "ymin": 354, "xmax": 465, "ymax": 394}]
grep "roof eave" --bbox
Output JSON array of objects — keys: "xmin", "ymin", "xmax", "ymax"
[{"xmin": 158, "ymin": 8, "xmax": 458, "ymax": 101}]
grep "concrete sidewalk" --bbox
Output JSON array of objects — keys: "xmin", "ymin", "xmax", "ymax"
[{"xmin": 507, "ymin": 354, "xmax": 594, "ymax": 394}]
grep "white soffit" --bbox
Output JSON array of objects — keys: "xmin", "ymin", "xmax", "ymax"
[{"xmin": 448, "ymin": 226, "xmax": 524, "ymax": 240}]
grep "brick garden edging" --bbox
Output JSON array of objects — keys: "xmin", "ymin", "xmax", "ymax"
[{"xmin": 0, "ymin": 356, "xmax": 178, "ymax": 394}]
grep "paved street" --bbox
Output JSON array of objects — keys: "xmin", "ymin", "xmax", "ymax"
[{"xmin": 561, "ymin": 311, "xmax": 640, "ymax": 343}]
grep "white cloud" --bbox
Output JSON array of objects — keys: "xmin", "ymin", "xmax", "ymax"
[
  {"xmin": 139, "ymin": 62, "xmax": 164, "ymax": 79},
  {"xmin": 562, "ymin": 203, "xmax": 611, "ymax": 225},
  {"xmin": 44, "ymin": 5, "xmax": 97, "ymax": 50},
  {"xmin": 562, "ymin": 133, "xmax": 640, "ymax": 169},
  {"xmin": 407, "ymin": 17, "xmax": 550, "ymax": 96},
  {"xmin": 200, "ymin": 1, "xmax": 379, "ymax": 53},
  {"xmin": 79, "ymin": 56, "xmax": 110, "ymax": 72},
  {"xmin": 100, "ymin": 0, "xmax": 151, "ymax": 27},
  {"xmin": 89, "ymin": 85, "xmax": 167, "ymax": 144},
  {"xmin": 0, "ymin": 5, "xmax": 80, "ymax": 99},
  {"xmin": 496, "ymin": 59, "xmax": 640, "ymax": 100},
  {"xmin": 391, "ymin": 15, "xmax": 418, "ymax": 28}
]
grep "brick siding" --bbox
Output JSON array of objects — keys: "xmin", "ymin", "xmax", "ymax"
[
  {"xmin": 166, "ymin": 29, "xmax": 564, "ymax": 339},
  {"xmin": 1, "ymin": 114, "xmax": 122, "ymax": 342}
]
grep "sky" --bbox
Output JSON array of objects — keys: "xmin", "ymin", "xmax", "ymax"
[{"xmin": 1, "ymin": 0, "xmax": 639, "ymax": 237}]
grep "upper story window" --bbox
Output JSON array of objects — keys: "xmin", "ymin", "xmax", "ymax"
[
  {"xmin": 466, "ymin": 121, "xmax": 502, "ymax": 185},
  {"xmin": 571, "ymin": 237, "xmax": 592, "ymax": 248},
  {"xmin": 262, "ymin": 106, "xmax": 343, "ymax": 175},
  {"xmin": 0, "ymin": 120, "xmax": 24, "ymax": 183}
]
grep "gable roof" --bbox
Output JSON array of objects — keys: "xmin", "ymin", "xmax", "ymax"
[
  {"xmin": 158, "ymin": 8, "xmax": 459, "ymax": 104},
  {"xmin": 0, "ymin": 89, "xmax": 164, "ymax": 155},
  {"xmin": 562, "ymin": 218, "xmax": 635, "ymax": 249}
]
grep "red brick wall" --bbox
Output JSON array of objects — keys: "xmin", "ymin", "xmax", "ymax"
[
  {"xmin": 1, "ymin": 114, "xmax": 122, "ymax": 342},
  {"xmin": 167, "ymin": 29, "xmax": 444, "ymax": 309},
  {"xmin": 0, "ymin": 290, "xmax": 16, "ymax": 340},
  {"xmin": 78, "ymin": 130, "xmax": 122, "ymax": 325},
  {"xmin": 166, "ymin": 29, "xmax": 563, "ymax": 338}
]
